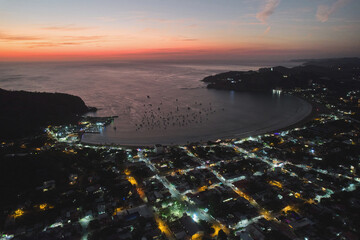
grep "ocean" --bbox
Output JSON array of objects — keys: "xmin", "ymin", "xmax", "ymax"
[{"xmin": 0, "ymin": 60, "xmax": 311, "ymax": 145}]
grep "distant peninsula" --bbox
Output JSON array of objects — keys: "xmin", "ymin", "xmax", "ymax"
[
  {"xmin": 202, "ymin": 57, "xmax": 360, "ymax": 93},
  {"xmin": 0, "ymin": 88, "xmax": 96, "ymax": 139}
]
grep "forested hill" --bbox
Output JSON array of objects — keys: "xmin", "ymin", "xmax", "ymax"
[
  {"xmin": 202, "ymin": 58, "xmax": 360, "ymax": 92},
  {"xmin": 0, "ymin": 88, "xmax": 96, "ymax": 139}
]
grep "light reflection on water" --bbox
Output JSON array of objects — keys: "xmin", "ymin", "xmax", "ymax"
[{"xmin": 0, "ymin": 61, "xmax": 311, "ymax": 145}]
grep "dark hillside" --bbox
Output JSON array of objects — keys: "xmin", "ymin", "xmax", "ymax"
[{"xmin": 0, "ymin": 88, "xmax": 95, "ymax": 139}]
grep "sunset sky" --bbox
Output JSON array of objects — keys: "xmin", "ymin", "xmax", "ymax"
[{"xmin": 1, "ymin": 0, "xmax": 359, "ymax": 61}]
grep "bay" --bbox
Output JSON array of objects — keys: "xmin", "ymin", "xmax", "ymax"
[{"xmin": 0, "ymin": 60, "xmax": 311, "ymax": 145}]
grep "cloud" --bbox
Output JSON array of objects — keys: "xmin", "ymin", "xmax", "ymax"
[
  {"xmin": 0, "ymin": 31, "xmax": 106, "ymax": 48},
  {"xmin": 41, "ymin": 24, "xmax": 92, "ymax": 31},
  {"xmin": 264, "ymin": 26, "xmax": 271, "ymax": 35},
  {"xmin": 316, "ymin": 0, "xmax": 349, "ymax": 22},
  {"xmin": 95, "ymin": 17, "xmax": 117, "ymax": 22},
  {"xmin": 256, "ymin": 0, "xmax": 281, "ymax": 23},
  {"xmin": 181, "ymin": 38, "xmax": 197, "ymax": 42},
  {"xmin": 0, "ymin": 32, "xmax": 41, "ymax": 41},
  {"xmin": 25, "ymin": 36, "xmax": 105, "ymax": 48},
  {"xmin": 63, "ymin": 35, "xmax": 104, "ymax": 41},
  {"xmin": 25, "ymin": 41, "xmax": 100, "ymax": 48},
  {"xmin": 174, "ymin": 36, "xmax": 198, "ymax": 42}
]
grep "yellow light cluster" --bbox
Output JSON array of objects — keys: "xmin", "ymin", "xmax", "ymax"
[
  {"xmin": 155, "ymin": 216, "xmax": 171, "ymax": 237},
  {"xmin": 158, "ymin": 221, "xmax": 167, "ymax": 232},
  {"xmin": 38, "ymin": 203, "xmax": 54, "ymax": 211},
  {"xmin": 268, "ymin": 180, "xmax": 283, "ymax": 189},
  {"xmin": 282, "ymin": 205, "xmax": 298, "ymax": 213},
  {"xmin": 113, "ymin": 207, "xmax": 123, "ymax": 216},
  {"xmin": 306, "ymin": 199, "xmax": 315, "ymax": 204},
  {"xmin": 198, "ymin": 185, "xmax": 208, "ymax": 192},
  {"xmin": 136, "ymin": 187, "xmax": 147, "ymax": 202},
  {"xmin": 294, "ymin": 192, "xmax": 301, "ymax": 198},
  {"xmin": 126, "ymin": 176, "xmax": 138, "ymax": 186},
  {"xmin": 63, "ymin": 149, "xmax": 77, "ymax": 154},
  {"xmin": 260, "ymin": 209, "xmax": 273, "ymax": 220},
  {"xmin": 252, "ymin": 147, "xmax": 260, "ymax": 152},
  {"xmin": 11, "ymin": 209, "xmax": 24, "ymax": 218},
  {"xmin": 233, "ymin": 147, "xmax": 240, "ymax": 153},
  {"xmin": 211, "ymin": 223, "xmax": 229, "ymax": 237},
  {"xmin": 191, "ymin": 232, "xmax": 204, "ymax": 240}
]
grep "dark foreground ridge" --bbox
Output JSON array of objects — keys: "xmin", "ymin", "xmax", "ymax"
[
  {"xmin": 0, "ymin": 88, "xmax": 96, "ymax": 139},
  {"xmin": 203, "ymin": 57, "xmax": 360, "ymax": 93}
]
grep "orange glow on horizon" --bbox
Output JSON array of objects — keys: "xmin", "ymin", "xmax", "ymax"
[
  {"xmin": 1, "ymin": 0, "xmax": 358, "ymax": 62},
  {"xmin": 0, "ymin": 36, "xmax": 318, "ymax": 62},
  {"xmin": 0, "ymin": 47, "xmax": 310, "ymax": 62}
]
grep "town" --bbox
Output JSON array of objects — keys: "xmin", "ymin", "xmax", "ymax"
[
  {"xmin": 1, "ymin": 96, "xmax": 359, "ymax": 239},
  {"xmin": 1, "ymin": 61, "xmax": 360, "ymax": 240}
]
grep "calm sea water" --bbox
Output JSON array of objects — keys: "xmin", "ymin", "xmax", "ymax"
[{"xmin": 0, "ymin": 60, "xmax": 311, "ymax": 145}]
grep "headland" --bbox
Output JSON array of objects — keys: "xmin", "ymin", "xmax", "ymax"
[{"xmin": 0, "ymin": 88, "xmax": 96, "ymax": 140}]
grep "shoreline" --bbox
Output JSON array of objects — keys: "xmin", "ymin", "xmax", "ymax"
[
  {"xmin": 262, "ymin": 93, "xmax": 317, "ymax": 134},
  {"xmin": 80, "ymin": 94, "xmax": 316, "ymax": 148}
]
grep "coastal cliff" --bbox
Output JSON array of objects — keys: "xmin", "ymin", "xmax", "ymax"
[{"xmin": 0, "ymin": 88, "xmax": 96, "ymax": 139}]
